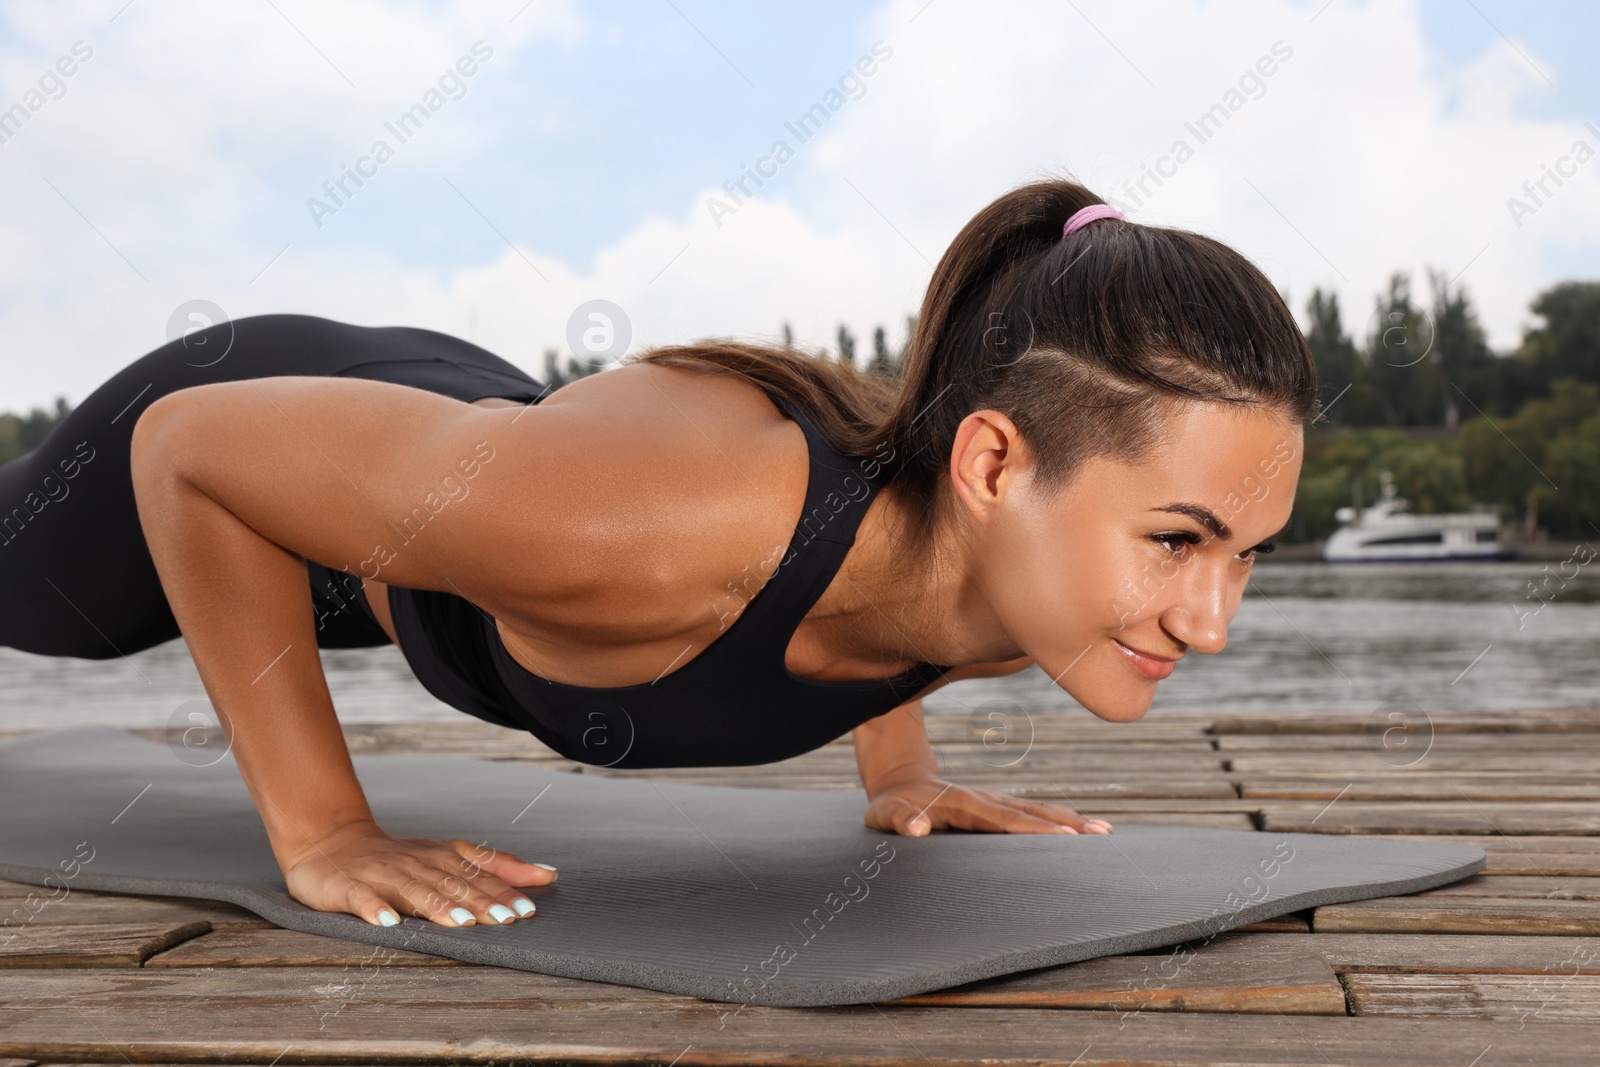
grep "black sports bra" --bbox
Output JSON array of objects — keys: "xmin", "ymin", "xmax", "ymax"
[{"xmin": 369, "ymin": 390, "xmax": 949, "ymax": 769}]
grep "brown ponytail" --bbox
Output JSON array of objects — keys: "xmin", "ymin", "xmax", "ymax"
[{"xmin": 630, "ymin": 175, "xmax": 1318, "ymax": 556}]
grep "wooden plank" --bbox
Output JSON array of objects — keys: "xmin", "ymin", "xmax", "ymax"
[
  {"xmin": 1231, "ymin": 753, "xmax": 1600, "ymax": 773},
  {"xmin": 0, "ymin": 893, "xmax": 269, "ymax": 930},
  {"xmin": 1004, "ymin": 780, "xmax": 1240, "ymax": 800},
  {"xmin": 1221, "ymin": 733, "xmax": 1600, "ymax": 752},
  {"xmin": 1314, "ymin": 896, "xmax": 1600, "ymax": 935},
  {"xmin": 1346, "ymin": 974, "xmax": 1600, "ymax": 1022},
  {"xmin": 1421, "ymin": 875, "xmax": 1600, "ymax": 900},
  {"xmin": 0, "ymin": 881, "xmax": 122, "ymax": 903},
  {"xmin": 892, "ymin": 936, "xmax": 1345, "ymax": 1014},
  {"xmin": 0, "ymin": 922, "xmax": 207, "ymax": 968},
  {"xmin": 1260, "ymin": 801, "xmax": 1600, "ymax": 836},
  {"xmin": 1212, "ymin": 709, "xmax": 1600, "ymax": 735},
  {"xmin": 1241, "ymin": 778, "xmax": 1600, "ymax": 802},
  {"xmin": 1283, "ymin": 932, "xmax": 1600, "ymax": 974},
  {"xmin": 2, "ymin": 969, "xmax": 1597, "ymax": 1066},
  {"xmin": 1387, "ymin": 835, "xmax": 1600, "ymax": 876},
  {"xmin": 145, "ymin": 928, "xmax": 462, "ymax": 968},
  {"xmin": 1389, "ymin": 835, "xmax": 1600, "ymax": 855}
]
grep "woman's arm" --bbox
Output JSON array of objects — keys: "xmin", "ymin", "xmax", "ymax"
[
  {"xmin": 852, "ymin": 698, "xmax": 939, "ymax": 795},
  {"xmin": 130, "ymin": 376, "xmax": 562, "ymax": 927},
  {"xmin": 852, "ymin": 667, "xmax": 1113, "ymax": 836}
]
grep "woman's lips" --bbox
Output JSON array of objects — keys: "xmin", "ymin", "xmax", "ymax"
[{"xmin": 1112, "ymin": 638, "xmax": 1179, "ymax": 680}]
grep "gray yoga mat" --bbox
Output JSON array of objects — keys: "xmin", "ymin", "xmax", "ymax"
[{"xmin": 0, "ymin": 725, "xmax": 1481, "ymax": 1006}]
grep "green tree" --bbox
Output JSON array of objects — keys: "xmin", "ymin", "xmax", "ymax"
[
  {"xmin": 0, "ymin": 397, "xmax": 73, "ymax": 465},
  {"xmin": 1459, "ymin": 379, "xmax": 1599, "ymax": 536},
  {"xmin": 1304, "ymin": 286, "xmax": 1361, "ymax": 426},
  {"xmin": 1516, "ymin": 280, "xmax": 1600, "ymax": 400},
  {"xmin": 835, "ymin": 324, "xmax": 856, "ymax": 368},
  {"xmin": 867, "ymin": 325, "xmax": 895, "ymax": 379},
  {"xmin": 1427, "ymin": 267, "xmax": 1501, "ymax": 425},
  {"xmin": 1363, "ymin": 272, "xmax": 1442, "ymax": 427}
]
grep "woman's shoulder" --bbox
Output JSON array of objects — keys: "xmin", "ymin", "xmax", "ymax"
[{"xmin": 466, "ymin": 363, "xmax": 811, "ymax": 637}]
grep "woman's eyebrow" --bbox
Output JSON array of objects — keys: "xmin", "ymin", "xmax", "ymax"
[{"xmin": 1151, "ymin": 503, "xmax": 1230, "ymax": 540}]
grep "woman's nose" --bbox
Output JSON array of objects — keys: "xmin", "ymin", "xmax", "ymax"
[{"xmin": 1161, "ymin": 572, "xmax": 1231, "ymax": 655}]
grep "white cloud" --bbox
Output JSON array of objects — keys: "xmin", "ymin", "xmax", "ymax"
[{"xmin": 0, "ymin": 0, "xmax": 1592, "ymax": 410}]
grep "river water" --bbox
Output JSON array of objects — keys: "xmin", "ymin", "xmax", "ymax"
[{"xmin": 2, "ymin": 562, "xmax": 1595, "ymax": 732}]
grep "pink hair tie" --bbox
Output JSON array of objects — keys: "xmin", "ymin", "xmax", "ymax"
[{"xmin": 1062, "ymin": 203, "xmax": 1126, "ymax": 238}]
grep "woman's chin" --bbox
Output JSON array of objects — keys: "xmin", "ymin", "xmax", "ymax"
[{"xmin": 1077, "ymin": 686, "xmax": 1156, "ymax": 723}]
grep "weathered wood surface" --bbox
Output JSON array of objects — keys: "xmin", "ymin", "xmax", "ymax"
[
  {"xmin": 2, "ymin": 969, "xmax": 1597, "ymax": 1066},
  {"xmin": 1388, "ymin": 835, "xmax": 1600, "ymax": 876},
  {"xmin": 144, "ymin": 927, "xmax": 466, "ymax": 968},
  {"xmin": 1314, "ymin": 896, "xmax": 1600, "ymax": 935},
  {"xmin": 1221, "ymin": 733, "xmax": 1600, "ymax": 751},
  {"xmin": 1345, "ymin": 974, "xmax": 1600, "ymax": 1021},
  {"xmin": 0, "ymin": 885, "xmax": 269, "ymax": 930},
  {"xmin": 892, "ymin": 934, "xmax": 1345, "ymax": 1013},
  {"xmin": 1212, "ymin": 709, "xmax": 1600, "ymax": 734},
  {"xmin": 0, "ymin": 921, "xmax": 208, "ymax": 967},
  {"xmin": 1292, "ymin": 932, "xmax": 1600, "ymax": 973},
  {"xmin": 1261, "ymin": 801, "xmax": 1600, "ymax": 836},
  {"xmin": 1231, "ymin": 753, "xmax": 1600, "ymax": 773},
  {"xmin": 1241, "ymin": 778, "xmax": 1600, "ymax": 801},
  {"xmin": 1, "ymin": 707, "xmax": 1596, "ymax": 1066},
  {"xmin": 1420, "ymin": 874, "xmax": 1600, "ymax": 899}
]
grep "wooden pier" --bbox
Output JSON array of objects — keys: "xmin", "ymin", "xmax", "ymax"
[{"xmin": 2, "ymin": 707, "xmax": 1598, "ymax": 1065}]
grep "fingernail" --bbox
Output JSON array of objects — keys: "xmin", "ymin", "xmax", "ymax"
[
  {"xmin": 449, "ymin": 907, "xmax": 475, "ymax": 925},
  {"xmin": 488, "ymin": 904, "xmax": 515, "ymax": 924},
  {"xmin": 534, "ymin": 862, "xmax": 558, "ymax": 880},
  {"xmin": 910, "ymin": 817, "xmax": 930, "ymax": 835},
  {"xmin": 511, "ymin": 898, "xmax": 536, "ymax": 917},
  {"xmin": 377, "ymin": 910, "xmax": 399, "ymax": 927}
]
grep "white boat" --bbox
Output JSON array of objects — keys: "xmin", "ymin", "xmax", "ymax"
[{"xmin": 1322, "ymin": 472, "xmax": 1511, "ymax": 562}]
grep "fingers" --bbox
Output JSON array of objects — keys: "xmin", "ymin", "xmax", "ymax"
[
  {"xmin": 952, "ymin": 792, "xmax": 1112, "ymax": 835},
  {"xmin": 872, "ymin": 797, "xmax": 935, "ymax": 837},
  {"xmin": 991, "ymin": 794, "xmax": 1113, "ymax": 835},
  {"xmin": 374, "ymin": 841, "xmax": 543, "ymax": 927},
  {"xmin": 346, "ymin": 881, "xmax": 401, "ymax": 927},
  {"xmin": 867, "ymin": 784, "xmax": 1114, "ymax": 838},
  {"xmin": 449, "ymin": 839, "xmax": 559, "ymax": 889}
]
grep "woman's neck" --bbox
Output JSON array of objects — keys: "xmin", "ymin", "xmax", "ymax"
[{"xmin": 807, "ymin": 485, "xmax": 1018, "ymax": 673}]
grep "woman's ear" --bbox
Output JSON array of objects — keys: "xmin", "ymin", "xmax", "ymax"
[{"xmin": 948, "ymin": 409, "xmax": 1030, "ymax": 523}]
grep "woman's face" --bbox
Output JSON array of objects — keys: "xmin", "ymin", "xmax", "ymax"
[{"xmin": 959, "ymin": 400, "xmax": 1303, "ymax": 722}]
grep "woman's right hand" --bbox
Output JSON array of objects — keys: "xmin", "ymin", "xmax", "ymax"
[{"xmin": 281, "ymin": 820, "xmax": 558, "ymax": 927}]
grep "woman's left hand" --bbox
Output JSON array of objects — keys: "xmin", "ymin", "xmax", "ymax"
[{"xmin": 863, "ymin": 776, "xmax": 1112, "ymax": 837}]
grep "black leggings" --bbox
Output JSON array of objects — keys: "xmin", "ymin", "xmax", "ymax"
[{"xmin": 0, "ymin": 314, "xmax": 548, "ymax": 659}]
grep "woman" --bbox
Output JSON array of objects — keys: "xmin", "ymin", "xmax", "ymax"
[{"xmin": 0, "ymin": 179, "xmax": 1312, "ymax": 930}]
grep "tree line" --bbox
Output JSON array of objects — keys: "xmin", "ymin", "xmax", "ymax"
[
  {"xmin": 1297, "ymin": 275, "xmax": 1598, "ymax": 541},
  {"xmin": 5, "ymin": 279, "xmax": 1596, "ymax": 541}
]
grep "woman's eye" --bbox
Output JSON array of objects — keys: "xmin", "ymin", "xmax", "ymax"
[
  {"xmin": 1237, "ymin": 540, "xmax": 1277, "ymax": 563},
  {"xmin": 1151, "ymin": 532, "xmax": 1198, "ymax": 554}
]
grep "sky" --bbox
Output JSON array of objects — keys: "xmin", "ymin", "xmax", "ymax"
[{"xmin": 0, "ymin": 0, "xmax": 1597, "ymax": 410}]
